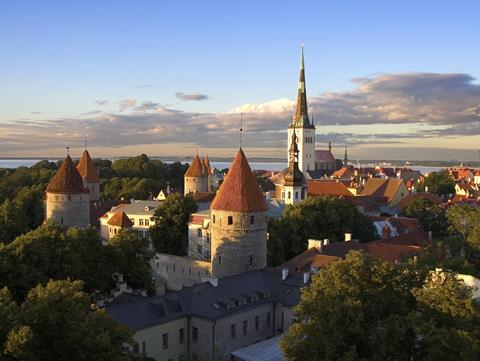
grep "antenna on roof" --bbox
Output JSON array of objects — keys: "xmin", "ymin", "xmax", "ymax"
[
  {"xmin": 240, "ymin": 112, "xmax": 244, "ymax": 149},
  {"xmin": 84, "ymin": 135, "xmax": 88, "ymax": 149}
]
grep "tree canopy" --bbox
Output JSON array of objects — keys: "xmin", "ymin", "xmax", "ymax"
[
  {"xmin": 423, "ymin": 170, "xmax": 455, "ymax": 196},
  {"xmin": 267, "ymin": 196, "xmax": 377, "ymax": 266},
  {"xmin": 1, "ymin": 279, "xmax": 135, "ymax": 361},
  {"xmin": 402, "ymin": 198, "xmax": 448, "ymax": 238},
  {"xmin": 280, "ymin": 251, "xmax": 480, "ymax": 361},
  {"xmin": 150, "ymin": 193, "xmax": 198, "ymax": 255},
  {"xmin": 0, "ymin": 221, "xmax": 154, "ymax": 301}
]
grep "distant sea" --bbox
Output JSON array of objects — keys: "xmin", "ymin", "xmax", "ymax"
[{"xmin": 0, "ymin": 159, "xmax": 444, "ymax": 174}]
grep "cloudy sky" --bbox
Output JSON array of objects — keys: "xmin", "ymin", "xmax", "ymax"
[{"xmin": 1, "ymin": 1, "xmax": 480, "ymax": 161}]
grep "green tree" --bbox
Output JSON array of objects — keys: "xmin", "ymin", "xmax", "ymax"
[
  {"xmin": 0, "ymin": 200, "xmax": 30, "ymax": 244},
  {"xmin": 280, "ymin": 251, "xmax": 480, "ymax": 361},
  {"xmin": 105, "ymin": 229, "xmax": 155, "ymax": 293},
  {"xmin": 3, "ymin": 279, "xmax": 135, "ymax": 361},
  {"xmin": 268, "ymin": 197, "xmax": 376, "ymax": 264},
  {"xmin": 150, "ymin": 193, "xmax": 198, "ymax": 255},
  {"xmin": 0, "ymin": 287, "xmax": 19, "ymax": 349},
  {"xmin": 424, "ymin": 170, "xmax": 455, "ymax": 196},
  {"xmin": 403, "ymin": 198, "xmax": 448, "ymax": 237}
]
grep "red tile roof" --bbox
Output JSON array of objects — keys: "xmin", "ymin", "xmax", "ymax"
[
  {"xmin": 307, "ymin": 180, "xmax": 354, "ymax": 197},
  {"xmin": 46, "ymin": 155, "xmax": 89, "ymax": 194},
  {"xmin": 77, "ymin": 149, "xmax": 101, "ymax": 183},
  {"xmin": 397, "ymin": 192, "xmax": 443, "ymax": 211},
  {"xmin": 107, "ymin": 211, "xmax": 133, "ymax": 227},
  {"xmin": 185, "ymin": 155, "xmax": 206, "ymax": 177},
  {"xmin": 203, "ymin": 155, "xmax": 212, "ymax": 175},
  {"xmin": 360, "ymin": 178, "xmax": 407, "ymax": 203},
  {"xmin": 280, "ymin": 247, "xmax": 341, "ymax": 272},
  {"xmin": 210, "ymin": 149, "xmax": 267, "ymax": 212},
  {"xmin": 189, "ymin": 214, "xmax": 209, "ymax": 225}
]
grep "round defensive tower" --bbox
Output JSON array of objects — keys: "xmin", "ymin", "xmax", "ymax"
[
  {"xmin": 210, "ymin": 148, "xmax": 268, "ymax": 279},
  {"xmin": 45, "ymin": 154, "xmax": 90, "ymax": 228},
  {"xmin": 77, "ymin": 149, "xmax": 101, "ymax": 201},
  {"xmin": 184, "ymin": 154, "xmax": 208, "ymax": 195}
]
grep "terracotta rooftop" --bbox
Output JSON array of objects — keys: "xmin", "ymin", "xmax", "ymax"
[
  {"xmin": 210, "ymin": 148, "xmax": 267, "ymax": 212},
  {"xmin": 107, "ymin": 211, "xmax": 133, "ymax": 227},
  {"xmin": 307, "ymin": 180, "xmax": 354, "ymax": 197},
  {"xmin": 360, "ymin": 178, "xmax": 406, "ymax": 203},
  {"xmin": 185, "ymin": 155, "xmax": 207, "ymax": 177},
  {"xmin": 77, "ymin": 149, "xmax": 101, "ymax": 183},
  {"xmin": 46, "ymin": 155, "xmax": 89, "ymax": 194},
  {"xmin": 189, "ymin": 191, "xmax": 216, "ymax": 203},
  {"xmin": 397, "ymin": 192, "xmax": 443, "ymax": 211},
  {"xmin": 203, "ymin": 155, "xmax": 212, "ymax": 175},
  {"xmin": 280, "ymin": 247, "xmax": 341, "ymax": 273}
]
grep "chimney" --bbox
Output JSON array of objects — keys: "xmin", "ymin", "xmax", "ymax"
[
  {"xmin": 323, "ymin": 239, "xmax": 330, "ymax": 246},
  {"xmin": 308, "ymin": 239, "xmax": 323, "ymax": 250},
  {"xmin": 344, "ymin": 233, "xmax": 352, "ymax": 242},
  {"xmin": 425, "ymin": 186, "xmax": 429, "ymax": 193},
  {"xmin": 281, "ymin": 268, "xmax": 289, "ymax": 281},
  {"xmin": 428, "ymin": 230, "xmax": 433, "ymax": 241},
  {"xmin": 265, "ymin": 192, "xmax": 272, "ymax": 200},
  {"xmin": 303, "ymin": 272, "xmax": 310, "ymax": 284}
]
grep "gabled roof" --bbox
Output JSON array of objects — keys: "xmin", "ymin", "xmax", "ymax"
[
  {"xmin": 77, "ymin": 149, "xmax": 100, "ymax": 183},
  {"xmin": 210, "ymin": 148, "xmax": 267, "ymax": 212},
  {"xmin": 307, "ymin": 180, "xmax": 354, "ymax": 197},
  {"xmin": 185, "ymin": 155, "xmax": 206, "ymax": 177},
  {"xmin": 107, "ymin": 211, "xmax": 133, "ymax": 227},
  {"xmin": 332, "ymin": 167, "xmax": 353, "ymax": 178},
  {"xmin": 46, "ymin": 155, "xmax": 89, "ymax": 194},
  {"xmin": 315, "ymin": 150, "xmax": 335, "ymax": 163},
  {"xmin": 360, "ymin": 178, "xmax": 406, "ymax": 203}
]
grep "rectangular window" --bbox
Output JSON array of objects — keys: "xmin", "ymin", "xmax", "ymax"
[
  {"xmin": 242, "ymin": 320, "xmax": 248, "ymax": 335},
  {"xmin": 192, "ymin": 327, "xmax": 198, "ymax": 342},
  {"xmin": 287, "ymin": 191, "xmax": 291, "ymax": 199},
  {"xmin": 267, "ymin": 312, "xmax": 271, "ymax": 327},
  {"xmin": 228, "ymin": 216, "xmax": 233, "ymax": 225},
  {"xmin": 230, "ymin": 324, "xmax": 236, "ymax": 339},
  {"xmin": 255, "ymin": 316, "xmax": 260, "ymax": 331},
  {"xmin": 197, "ymin": 229, "xmax": 202, "ymax": 238},
  {"xmin": 145, "ymin": 219, "xmax": 149, "ymax": 226},
  {"xmin": 250, "ymin": 215, "xmax": 254, "ymax": 224},
  {"xmin": 179, "ymin": 328, "xmax": 185, "ymax": 344},
  {"xmin": 162, "ymin": 333, "xmax": 168, "ymax": 349},
  {"xmin": 142, "ymin": 341, "xmax": 146, "ymax": 355},
  {"xmin": 139, "ymin": 219, "xmax": 144, "ymax": 226},
  {"xmin": 130, "ymin": 218, "xmax": 135, "ymax": 225}
]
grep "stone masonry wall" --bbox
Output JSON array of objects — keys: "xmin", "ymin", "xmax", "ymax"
[
  {"xmin": 210, "ymin": 210, "xmax": 267, "ymax": 279},
  {"xmin": 45, "ymin": 192, "xmax": 90, "ymax": 228},
  {"xmin": 184, "ymin": 176, "xmax": 208, "ymax": 195}
]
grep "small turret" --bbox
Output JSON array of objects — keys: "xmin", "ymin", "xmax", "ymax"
[
  {"xmin": 77, "ymin": 149, "xmax": 101, "ymax": 201},
  {"xmin": 184, "ymin": 154, "xmax": 208, "ymax": 195}
]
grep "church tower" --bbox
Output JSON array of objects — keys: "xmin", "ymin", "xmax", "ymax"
[
  {"xmin": 184, "ymin": 154, "xmax": 209, "ymax": 195},
  {"xmin": 77, "ymin": 148, "xmax": 101, "ymax": 201},
  {"xmin": 209, "ymin": 149, "xmax": 268, "ymax": 279},
  {"xmin": 277, "ymin": 131, "xmax": 307, "ymax": 205},
  {"xmin": 45, "ymin": 154, "xmax": 90, "ymax": 228},
  {"xmin": 288, "ymin": 45, "xmax": 316, "ymax": 175}
]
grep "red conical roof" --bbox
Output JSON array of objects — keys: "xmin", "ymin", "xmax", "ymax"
[
  {"xmin": 107, "ymin": 211, "xmax": 133, "ymax": 227},
  {"xmin": 185, "ymin": 155, "xmax": 207, "ymax": 177},
  {"xmin": 210, "ymin": 149, "xmax": 267, "ymax": 212},
  {"xmin": 46, "ymin": 155, "xmax": 89, "ymax": 194},
  {"xmin": 77, "ymin": 149, "xmax": 100, "ymax": 183},
  {"xmin": 203, "ymin": 155, "xmax": 212, "ymax": 175}
]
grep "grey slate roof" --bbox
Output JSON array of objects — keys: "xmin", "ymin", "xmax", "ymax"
[
  {"xmin": 231, "ymin": 335, "xmax": 284, "ymax": 361},
  {"xmin": 107, "ymin": 269, "xmax": 305, "ymax": 331}
]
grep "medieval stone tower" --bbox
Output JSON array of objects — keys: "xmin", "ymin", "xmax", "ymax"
[
  {"xmin": 77, "ymin": 148, "xmax": 101, "ymax": 201},
  {"xmin": 287, "ymin": 45, "xmax": 316, "ymax": 174},
  {"xmin": 184, "ymin": 154, "xmax": 209, "ymax": 195},
  {"xmin": 45, "ymin": 154, "xmax": 90, "ymax": 228},
  {"xmin": 209, "ymin": 148, "xmax": 268, "ymax": 279}
]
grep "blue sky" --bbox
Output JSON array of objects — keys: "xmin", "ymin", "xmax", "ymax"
[{"xmin": 1, "ymin": 0, "xmax": 480, "ymax": 160}]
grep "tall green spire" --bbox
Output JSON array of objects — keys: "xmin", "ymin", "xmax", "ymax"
[{"xmin": 291, "ymin": 44, "xmax": 313, "ymax": 128}]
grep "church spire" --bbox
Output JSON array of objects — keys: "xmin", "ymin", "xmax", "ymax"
[
  {"xmin": 292, "ymin": 44, "xmax": 312, "ymax": 128},
  {"xmin": 343, "ymin": 146, "xmax": 349, "ymax": 166}
]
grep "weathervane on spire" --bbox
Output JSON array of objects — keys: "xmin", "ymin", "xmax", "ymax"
[
  {"xmin": 66, "ymin": 146, "xmax": 70, "ymax": 155},
  {"xmin": 84, "ymin": 135, "xmax": 88, "ymax": 149},
  {"xmin": 240, "ymin": 112, "xmax": 244, "ymax": 149}
]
